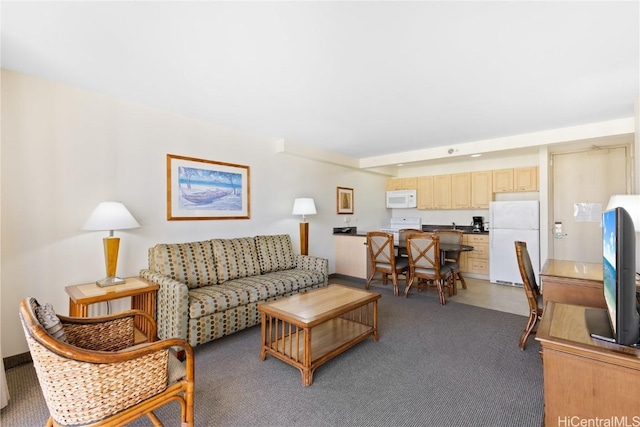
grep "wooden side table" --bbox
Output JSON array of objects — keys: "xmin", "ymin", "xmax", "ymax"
[{"xmin": 65, "ymin": 276, "xmax": 160, "ymax": 341}]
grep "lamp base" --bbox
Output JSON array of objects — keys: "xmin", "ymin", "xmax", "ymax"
[
  {"xmin": 96, "ymin": 276, "xmax": 126, "ymax": 287},
  {"xmin": 299, "ymin": 222, "xmax": 309, "ymax": 256}
]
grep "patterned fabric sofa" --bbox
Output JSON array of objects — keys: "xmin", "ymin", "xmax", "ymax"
[{"xmin": 140, "ymin": 234, "xmax": 329, "ymax": 348}]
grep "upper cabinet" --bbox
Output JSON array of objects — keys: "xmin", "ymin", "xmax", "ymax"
[
  {"xmin": 514, "ymin": 166, "xmax": 538, "ymax": 191},
  {"xmin": 451, "ymin": 173, "xmax": 471, "ymax": 209},
  {"xmin": 493, "ymin": 166, "xmax": 538, "ymax": 192},
  {"xmin": 416, "ymin": 176, "xmax": 434, "ymax": 209},
  {"xmin": 387, "ymin": 177, "xmax": 417, "ymax": 191},
  {"xmin": 470, "ymin": 170, "xmax": 493, "ymax": 209},
  {"xmin": 392, "ymin": 165, "xmax": 537, "ymax": 210},
  {"xmin": 432, "ymin": 175, "xmax": 451, "ymax": 209},
  {"xmin": 492, "ymin": 168, "xmax": 514, "ymax": 192}
]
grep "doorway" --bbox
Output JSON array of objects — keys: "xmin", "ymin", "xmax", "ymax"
[{"xmin": 551, "ymin": 146, "xmax": 629, "ymax": 263}]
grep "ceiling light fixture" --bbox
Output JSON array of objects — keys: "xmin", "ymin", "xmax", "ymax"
[{"xmin": 471, "ymin": 154, "xmax": 482, "ymax": 158}]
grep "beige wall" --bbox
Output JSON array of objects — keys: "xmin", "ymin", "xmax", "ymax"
[
  {"xmin": 0, "ymin": 70, "xmax": 391, "ymax": 357},
  {"xmin": 2, "ymin": 70, "xmax": 637, "ymax": 358}
]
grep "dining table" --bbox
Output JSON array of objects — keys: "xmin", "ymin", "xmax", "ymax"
[
  {"xmin": 395, "ymin": 240, "xmax": 474, "ymax": 296},
  {"xmin": 396, "ymin": 242, "xmax": 475, "ymax": 265}
]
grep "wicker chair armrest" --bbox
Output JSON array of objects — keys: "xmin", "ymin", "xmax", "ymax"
[
  {"xmin": 31, "ymin": 320, "xmax": 192, "ymax": 365},
  {"xmin": 58, "ymin": 309, "xmax": 154, "ymax": 328}
]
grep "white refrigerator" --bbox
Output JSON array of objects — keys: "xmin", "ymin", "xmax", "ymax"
[{"xmin": 489, "ymin": 201, "xmax": 540, "ymax": 286}]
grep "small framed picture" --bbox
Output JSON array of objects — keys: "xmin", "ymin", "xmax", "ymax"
[{"xmin": 337, "ymin": 187, "xmax": 354, "ymax": 215}]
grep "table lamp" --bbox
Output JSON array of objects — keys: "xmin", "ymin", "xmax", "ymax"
[
  {"xmin": 292, "ymin": 198, "xmax": 316, "ymax": 255},
  {"xmin": 82, "ymin": 201, "xmax": 141, "ymax": 287}
]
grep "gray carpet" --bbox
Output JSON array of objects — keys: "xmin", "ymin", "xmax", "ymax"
[{"xmin": 1, "ymin": 280, "xmax": 543, "ymax": 426}]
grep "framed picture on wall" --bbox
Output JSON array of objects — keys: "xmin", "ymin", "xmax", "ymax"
[
  {"xmin": 337, "ymin": 187, "xmax": 354, "ymax": 214},
  {"xmin": 167, "ymin": 154, "xmax": 250, "ymax": 220}
]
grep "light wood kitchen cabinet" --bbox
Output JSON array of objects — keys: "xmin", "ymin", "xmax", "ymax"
[
  {"xmin": 416, "ymin": 176, "xmax": 434, "ymax": 210},
  {"xmin": 460, "ymin": 234, "xmax": 489, "ymax": 276},
  {"xmin": 514, "ymin": 166, "xmax": 538, "ymax": 191},
  {"xmin": 334, "ymin": 235, "xmax": 369, "ymax": 279},
  {"xmin": 492, "ymin": 168, "xmax": 514, "ymax": 192},
  {"xmin": 432, "ymin": 175, "xmax": 451, "ymax": 209},
  {"xmin": 470, "ymin": 171, "xmax": 493, "ymax": 208},
  {"xmin": 388, "ymin": 165, "xmax": 536, "ymax": 210},
  {"xmin": 451, "ymin": 173, "xmax": 471, "ymax": 209},
  {"xmin": 492, "ymin": 167, "xmax": 538, "ymax": 192},
  {"xmin": 387, "ymin": 177, "xmax": 417, "ymax": 191}
]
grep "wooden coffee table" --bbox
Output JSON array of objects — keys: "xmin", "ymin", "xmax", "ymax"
[{"xmin": 258, "ymin": 284, "xmax": 381, "ymax": 386}]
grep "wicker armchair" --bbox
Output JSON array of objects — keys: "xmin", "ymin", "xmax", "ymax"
[{"xmin": 19, "ymin": 297, "xmax": 194, "ymax": 427}]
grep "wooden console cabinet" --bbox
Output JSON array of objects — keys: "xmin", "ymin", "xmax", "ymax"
[
  {"xmin": 536, "ymin": 302, "xmax": 640, "ymax": 425},
  {"xmin": 540, "ymin": 259, "xmax": 606, "ymax": 309},
  {"xmin": 334, "ymin": 235, "xmax": 369, "ymax": 279}
]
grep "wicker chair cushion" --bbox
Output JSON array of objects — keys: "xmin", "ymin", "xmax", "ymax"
[
  {"xmin": 212, "ymin": 237, "xmax": 261, "ymax": 283},
  {"xmin": 34, "ymin": 303, "xmax": 67, "ymax": 342},
  {"xmin": 254, "ymin": 234, "xmax": 295, "ymax": 273},
  {"xmin": 167, "ymin": 352, "xmax": 186, "ymax": 384}
]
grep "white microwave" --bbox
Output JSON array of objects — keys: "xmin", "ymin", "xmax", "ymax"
[{"xmin": 386, "ymin": 189, "xmax": 417, "ymax": 209}]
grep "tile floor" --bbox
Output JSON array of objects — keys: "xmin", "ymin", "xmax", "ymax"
[
  {"xmin": 448, "ymin": 277, "xmax": 529, "ymax": 316},
  {"xmin": 359, "ymin": 276, "xmax": 529, "ymax": 317}
]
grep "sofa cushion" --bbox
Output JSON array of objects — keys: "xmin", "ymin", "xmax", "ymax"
[
  {"xmin": 254, "ymin": 234, "xmax": 296, "ymax": 274},
  {"xmin": 212, "ymin": 237, "xmax": 260, "ymax": 283},
  {"xmin": 261, "ymin": 269, "xmax": 327, "ymax": 292},
  {"xmin": 188, "ymin": 286, "xmax": 252, "ymax": 319},
  {"xmin": 186, "ymin": 268, "xmax": 326, "ymax": 319},
  {"xmin": 151, "ymin": 241, "xmax": 217, "ymax": 289},
  {"xmin": 222, "ymin": 275, "xmax": 294, "ymax": 302}
]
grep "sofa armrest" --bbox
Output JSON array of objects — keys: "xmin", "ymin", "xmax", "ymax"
[
  {"xmin": 139, "ymin": 269, "xmax": 189, "ymax": 342},
  {"xmin": 295, "ymin": 255, "xmax": 329, "ymax": 284}
]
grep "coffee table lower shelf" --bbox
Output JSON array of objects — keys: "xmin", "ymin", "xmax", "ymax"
[{"xmin": 260, "ymin": 316, "xmax": 376, "ymax": 386}]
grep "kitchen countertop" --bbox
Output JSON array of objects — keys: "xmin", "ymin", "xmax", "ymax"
[
  {"xmin": 421, "ymin": 224, "xmax": 489, "ymax": 235},
  {"xmin": 332, "ymin": 226, "xmax": 489, "ymax": 236}
]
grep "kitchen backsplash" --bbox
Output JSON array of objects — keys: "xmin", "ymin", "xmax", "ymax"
[{"xmin": 391, "ymin": 208, "xmax": 489, "ymax": 227}]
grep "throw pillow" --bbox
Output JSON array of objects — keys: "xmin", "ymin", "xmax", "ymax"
[{"xmin": 35, "ymin": 303, "xmax": 67, "ymax": 342}]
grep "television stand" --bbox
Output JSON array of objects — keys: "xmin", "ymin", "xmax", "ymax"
[
  {"xmin": 585, "ymin": 307, "xmax": 616, "ymax": 343},
  {"xmin": 536, "ymin": 302, "xmax": 640, "ymax": 425}
]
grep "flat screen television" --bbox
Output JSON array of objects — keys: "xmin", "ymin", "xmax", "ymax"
[{"xmin": 590, "ymin": 206, "xmax": 639, "ymax": 346}]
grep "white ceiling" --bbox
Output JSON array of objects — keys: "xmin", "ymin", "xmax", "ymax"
[{"xmin": 2, "ymin": 1, "xmax": 638, "ymax": 164}]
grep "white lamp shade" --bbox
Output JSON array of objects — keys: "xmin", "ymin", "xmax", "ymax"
[
  {"xmin": 606, "ymin": 194, "xmax": 640, "ymax": 231},
  {"xmin": 292, "ymin": 198, "xmax": 317, "ymax": 216},
  {"xmin": 82, "ymin": 201, "xmax": 141, "ymax": 231}
]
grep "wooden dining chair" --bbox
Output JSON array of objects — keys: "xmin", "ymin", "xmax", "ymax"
[
  {"xmin": 404, "ymin": 233, "xmax": 453, "ymax": 304},
  {"xmin": 434, "ymin": 229, "xmax": 466, "ymax": 294},
  {"xmin": 515, "ymin": 241, "xmax": 543, "ymax": 350},
  {"xmin": 398, "ymin": 228, "xmax": 423, "ymax": 257},
  {"xmin": 366, "ymin": 231, "xmax": 409, "ymax": 296}
]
